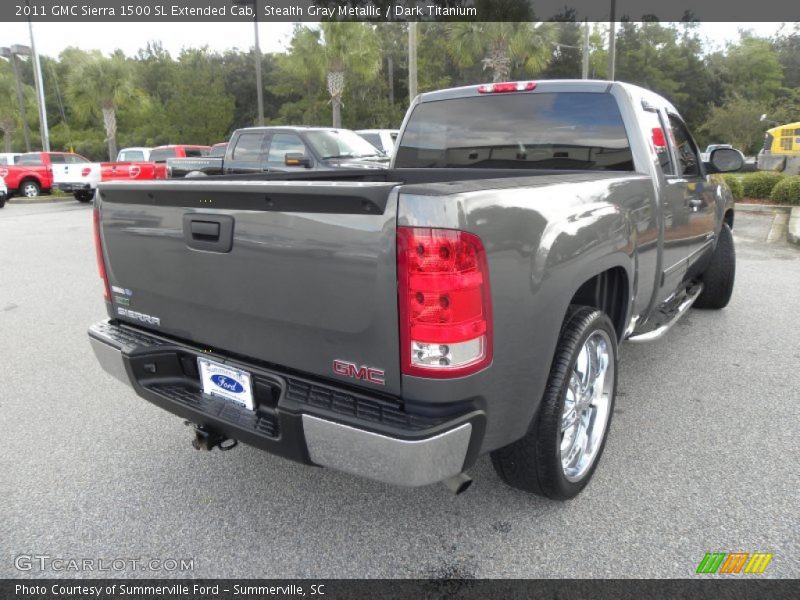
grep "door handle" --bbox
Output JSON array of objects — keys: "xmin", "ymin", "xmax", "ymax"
[
  {"xmin": 190, "ymin": 220, "xmax": 220, "ymax": 241},
  {"xmin": 183, "ymin": 214, "xmax": 234, "ymax": 252}
]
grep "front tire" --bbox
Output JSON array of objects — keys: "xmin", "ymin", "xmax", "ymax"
[
  {"xmin": 693, "ymin": 223, "xmax": 735, "ymax": 309},
  {"xmin": 0, "ymin": 197, "xmax": 5, "ymax": 209},
  {"xmin": 491, "ymin": 306, "xmax": 618, "ymax": 500},
  {"xmin": 21, "ymin": 180, "xmax": 40, "ymax": 198}
]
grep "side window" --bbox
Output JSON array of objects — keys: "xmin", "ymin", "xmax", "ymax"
[
  {"xmin": 359, "ymin": 133, "xmax": 381, "ymax": 149},
  {"xmin": 668, "ymin": 115, "xmax": 701, "ymax": 177},
  {"xmin": 184, "ymin": 148, "xmax": 208, "ymax": 158},
  {"xmin": 49, "ymin": 154, "xmax": 66, "ymax": 164},
  {"xmin": 17, "ymin": 154, "xmax": 43, "ymax": 166},
  {"xmin": 67, "ymin": 155, "xmax": 88, "ymax": 164},
  {"xmin": 150, "ymin": 148, "xmax": 177, "ymax": 162},
  {"xmin": 266, "ymin": 134, "xmax": 307, "ymax": 164},
  {"xmin": 232, "ymin": 133, "xmax": 266, "ymax": 160}
]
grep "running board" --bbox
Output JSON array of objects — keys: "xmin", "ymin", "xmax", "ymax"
[{"xmin": 627, "ymin": 284, "xmax": 703, "ymax": 343}]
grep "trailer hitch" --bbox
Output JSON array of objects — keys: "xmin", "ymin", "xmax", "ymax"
[{"xmin": 185, "ymin": 421, "xmax": 238, "ymax": 451}]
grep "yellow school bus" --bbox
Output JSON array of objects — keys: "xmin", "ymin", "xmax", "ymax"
[{"xmin": 758, "ymin": 122, "xmax": 800, "ymax": 174}]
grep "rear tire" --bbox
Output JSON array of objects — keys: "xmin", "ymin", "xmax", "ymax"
[
  {"xmin": 0, "ymin": 197, "xmax": 6, "ymax": 209},
  {"xmin": 491, "ymin": 306, "xmax": 618, "ymax": 500},
  {"xmin": 694, "ymin": 223, "xmax": 735, "ymax": 309},
  {"xmin": 74, "ymin": 191, "xmax": 95, "ymax": 203},
  {"xmin": 21, "ymin": 180, "xmax": 40, "ymax": 198}
]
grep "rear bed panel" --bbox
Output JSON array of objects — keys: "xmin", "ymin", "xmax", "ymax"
[{"xmin": 97, "ymin": 180, "xmax": 402, "ymax": 395}]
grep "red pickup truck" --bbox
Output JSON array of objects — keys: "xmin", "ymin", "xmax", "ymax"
[
  {"xmin": 0, "ymin": 151, "xmax": 87, "ymax": 198},
  {"xmin": 99, "ymin": 145, "xmax": 209, "ymax": 183}
]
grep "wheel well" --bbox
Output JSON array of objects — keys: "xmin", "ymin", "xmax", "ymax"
[
  {"xmin": 568, "ymin": 267, "xmax": 629, "ymax": 340},
  {"xmin": 20, "ymin": 177, "xmax": 41, "ymax": 188},
  {"xmin": 724, "ymin": 210, "xmax": 734, "ymax": 230}
]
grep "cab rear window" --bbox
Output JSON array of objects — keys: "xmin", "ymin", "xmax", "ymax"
[{"xmin": 395, "ymin": 92, "xmax": 633, "ymax": 171}]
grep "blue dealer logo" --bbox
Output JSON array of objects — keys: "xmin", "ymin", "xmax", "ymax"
[{"xmin": 210, "ymin": 375, "xmax": 244, "ymax": 394}]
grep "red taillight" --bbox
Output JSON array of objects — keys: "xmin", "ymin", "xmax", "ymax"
[
  {"xmin": 652, "ymin": 127, "xmax": 667, "ymax": 148},
  {"xmin": 93, "ymin": 206, "xmax": 111, "ymax": 302},
  {"xmin": 397, "ymin": 227, "xmax": 492, "ymax": 378},
  {"xmin": 478, "ymin": 81, "xmax": 536, "ymax": 94},
  {"xmin": 81, "ymin": 167, "xmax": 91, "ymax": 177}
]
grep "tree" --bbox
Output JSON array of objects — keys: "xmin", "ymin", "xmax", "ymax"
[
  {"xmin": 162, "ymin": 49, "xmax": 235, "ymax": 143},
  {"xmin": 447, "ymin": 22, "xmax": 556, "ymax": 83},
  {"xmin": 65, "ymin": 51, "xmax": 141, "ymax": 160},
  {"xmin": 320, "ymin": 22, "xmax": 380, "ymax": 127},
  {"xmin": 0, "ymin": 66, "xmax": 19, "ymax": 152},
  {"xmin": 722, "ymin": 36, "xmax": 783, "ymax": 103},
  {"xmin": 701, "ymin": 95, "xmax": 771, "ymax": 155}
]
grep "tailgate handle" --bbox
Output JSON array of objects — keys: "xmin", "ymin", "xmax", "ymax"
[
  {"xmin": 183, "ymin": 214, "xmax": 234, "ymax": 253},
  {"xmin": 190, "ymin": 220, "xmax": 220, "ymax": 241}
]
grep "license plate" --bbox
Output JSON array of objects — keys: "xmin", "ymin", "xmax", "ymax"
[{"xmin": 197, "ymin": 358, "xmax": 254, "ymax": 410}]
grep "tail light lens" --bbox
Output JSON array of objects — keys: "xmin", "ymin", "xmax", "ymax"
[
  {"xmin": 397, "ymin": 227, "xmax": 492, "ymax": 378},
  {"xmin": 93, "ymin": 206, "xmax": 111, "ymax": 302}
]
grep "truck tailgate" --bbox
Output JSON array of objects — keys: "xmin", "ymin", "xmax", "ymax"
[{"xmin": 97, "ymin": 180, "xmax": 402, "ymax": 394}]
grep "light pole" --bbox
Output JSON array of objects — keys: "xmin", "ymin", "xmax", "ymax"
[
  {"xmin": 408, "ymin": 22, "xmax": 418, "ymax": 103},
  {"xmin": 608, "ymin": 0, "xmax": 617, "ymax": 81},
  {"xmin": 233, "ymin": 0, "xmax": 264, "ymax": 126},
  {"xmin": 25, "ymin": 2, "xmax": 50, "ymax": 151},
  {"xmin": 0, "ymin": 46, "xmax": 32, "ymax": 151}
]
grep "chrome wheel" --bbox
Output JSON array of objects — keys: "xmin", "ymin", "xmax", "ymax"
[
  {"xmin": 23, "ymin": 182, "xmax": 39, "ymax": 197},
  {"xmin": 560, "ymin": 329, "xmax": 614, "ymax": 482}
]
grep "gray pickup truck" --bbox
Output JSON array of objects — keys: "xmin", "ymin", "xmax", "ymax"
[{"xmin": 88, "ymin": 80, "xmax": 741, "ymax": 500}]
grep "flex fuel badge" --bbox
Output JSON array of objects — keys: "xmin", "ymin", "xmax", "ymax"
[{"xmin": 112, "ymin": 285, "xmax": 134, "ymax": 307}]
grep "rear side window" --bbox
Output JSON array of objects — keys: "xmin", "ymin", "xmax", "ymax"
[
  {"xmin": 395, "ymin": 92, "xmax": 633, "ymax": 171},
  {"xmin": 184, "ymin": 147, "xmax": 209, "ymax": 158},
  {"xmin": 49, "ymin": 154, "xmax": 66, "ymax": 164},
  {"xmin": 150, "ymin": 148, "xmax": 177, "ymax": 162},
  {"xmin": 17, "ymin": 154, "xmax": 43, "ymax": 166},
  {"xmin": 66, "ymin": 154, "xmax": 88, "ymax": 164},
  {"xmin": 232, "ymin": 133, "xmax": 266, "ymax": 160}
]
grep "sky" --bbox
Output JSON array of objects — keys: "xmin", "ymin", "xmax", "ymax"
[{"xmin": 0, "ymin": 21, "xmax": 793, "ymax": 60}]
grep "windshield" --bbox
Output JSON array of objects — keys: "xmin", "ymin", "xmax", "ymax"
[
  {"xmin": 305, "ymin": 130, "xmax": 386, "ymax": 159},
  {"xmin": 395, "ymin": 92, "xmax": 633, "ymax": 171}
]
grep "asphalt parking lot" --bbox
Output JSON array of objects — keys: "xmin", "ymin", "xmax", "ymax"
[{"xmin": 1, "ymin": 202, "xmax": 798, "ymax": 579}]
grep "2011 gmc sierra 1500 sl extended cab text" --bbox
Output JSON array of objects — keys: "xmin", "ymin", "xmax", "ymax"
[{"xmin": 88, "ymin": 81, "xmax": 742, "ymax": 499}]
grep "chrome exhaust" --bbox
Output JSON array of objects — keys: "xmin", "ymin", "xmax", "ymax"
[{"xmin": 442, "ymin": 472, "xmax": 473, "ymax": 495}]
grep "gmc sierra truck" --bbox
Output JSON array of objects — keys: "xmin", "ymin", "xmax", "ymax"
[{"xmin": 89, "ymin": 80, "xmax": 741, "ymax": 500}]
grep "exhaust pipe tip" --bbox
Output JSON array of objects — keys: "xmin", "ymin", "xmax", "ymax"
[{"xmin": 442, "ymin": 472, "xmax": 473, "ymax": 495}]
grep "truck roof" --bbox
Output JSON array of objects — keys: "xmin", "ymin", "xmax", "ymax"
[{"xmin": 416, "ymin": 79, "xmax": 679, "ymax": 116}]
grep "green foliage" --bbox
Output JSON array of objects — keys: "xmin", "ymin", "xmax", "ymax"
[
  {"xmin": 447, "ymin": 22, "xmax": 556, "ymax": 83},
  {"xmin": 769, "ymin": 176, "xmax": 800, "ymax": 205},
  {"xmin": 701, "ymin": 96, "xmax": 773, "ymax": 156},
  {"xmin": 741, "ymin": 172, "xmax": 785, "ymax": 199},
  {"xmin": 721, "ymin": 174, "xmax": 744, "ymax": 200}
]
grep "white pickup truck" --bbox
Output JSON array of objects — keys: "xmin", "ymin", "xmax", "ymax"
[{"xmin": 52, "ymin": 153, "xmax": 102, "ymax": 202}]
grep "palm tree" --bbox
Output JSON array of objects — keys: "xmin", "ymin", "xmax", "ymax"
[
  {"xmin": 448, "ymin": 23, "xmax": 556, "ymax": 83},
  {"xmin": 320, "ymin": 23, "xmax": 380, "ymax": 128},
  {"xmin": 66, "ymin": 52, "xmax": 139, "ymax": 160}
]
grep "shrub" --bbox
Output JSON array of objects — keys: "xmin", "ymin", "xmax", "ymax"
[
  {"xmin": 769, "ymin": 176, "xmax": 800, "ymax": 205},
  {"xmin": 721, "ymin": 174, "xmax": 743, "ymax": 200},
  {"xmin": 741, "ymin": 172, "xmax": 785, "ymax": 199}
]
